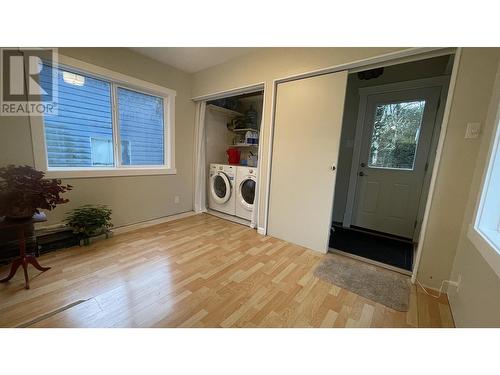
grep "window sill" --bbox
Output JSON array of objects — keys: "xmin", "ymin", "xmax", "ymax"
[
  {"xmin": 467, "ymin": 224, "xmax": 500, "ymax": 279},
  {"xmin": 43, "ymin": 167, "xmax": 177, "ymax": 179}
]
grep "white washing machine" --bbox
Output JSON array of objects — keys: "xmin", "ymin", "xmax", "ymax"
[
  {"xmin": 235, "ymin": 166, "xmax": 258, "ymax": 220},
  {"xmin": 208, "ymin": 163, "xmax": 236, "ymax": 215}
]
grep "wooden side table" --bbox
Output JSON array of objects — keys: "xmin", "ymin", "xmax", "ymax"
[{"xmin": 0, "ymin": 214, "xmax": 51, "ymax": 289}]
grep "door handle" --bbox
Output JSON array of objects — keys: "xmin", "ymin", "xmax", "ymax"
[
  {"xmin": 358, "ymin": 171, "xmax": 365, "ymax": 177},
  {"xmin": 360, "ymin": 162, "xmax": 366, "ymax": 167},
  {"xmin": 330, "ymin": 165, "xmax": 336, "ymax": 171}
]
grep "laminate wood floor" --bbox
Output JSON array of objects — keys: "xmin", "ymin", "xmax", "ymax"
[{"xmin": 0, "ymin": 214, "xmax": 454, "ymax": 328}]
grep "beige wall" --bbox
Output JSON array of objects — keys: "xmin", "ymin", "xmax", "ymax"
[
  {"xmin": 0, "ymin": 48, "xmax": 195, "ymax": 228},
  {"xmin": 192, "ymin": 47, "xmax": 406, "ymax": 230},
  {"xmin": 417, "ymin": 48, "xmax": 500, "ymax": 288},
  {"xmin": 446, "ymin": 59, "xmax": 500, "ymax": 327}
]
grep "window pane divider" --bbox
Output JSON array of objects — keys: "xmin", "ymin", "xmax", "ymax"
[{"xmin": 111, "ymin": 83, "xmax": 122, "ymax": 168}]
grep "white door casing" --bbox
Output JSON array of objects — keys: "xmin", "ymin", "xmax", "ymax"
[
  {"xmin": 351, "ymin": 87, "xmax": 441, "ymax": 238},
  {"xmin": 268, "ymin": 71, "xmax": 348, "ymax": 253}
]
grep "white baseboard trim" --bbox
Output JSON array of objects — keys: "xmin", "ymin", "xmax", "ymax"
[
  {"xmin": 112, "ymin": 211, "xmax": 197, "ymax": 235},
  {"xmin": 257, "ymin": 227, "xmax": 266, "ymax": 235}
]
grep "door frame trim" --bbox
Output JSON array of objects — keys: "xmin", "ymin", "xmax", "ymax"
[
  {"xmin": 411, "ymin": 49, "xmax": 462, "ymax": 282},
  {"xmin": 191, "ymin": 81, "xmax": 266, "ymax": 232},
  {"xmin": 262, "ymin": 47, "xmax": 461, "ymax": 282},
  {"xmin": 342, "ymin": 76, "xmax": 451, "ymax": 231},
  {"xmin": 191, "ymin": 83, "xmax": 265, "ymax": 102}
]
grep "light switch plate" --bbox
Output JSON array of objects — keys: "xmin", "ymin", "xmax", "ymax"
[{"xmin": 465, "ymin": 122, "xmax": 481, "ymax": 139}]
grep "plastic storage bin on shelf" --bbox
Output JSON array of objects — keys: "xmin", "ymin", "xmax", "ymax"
[{"xmin": 226, "ymin": 148, "xmax": 241, "ymax": 165}]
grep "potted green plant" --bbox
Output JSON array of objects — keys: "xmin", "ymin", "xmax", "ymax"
[
  {"xmin": 64, "ymin": 205, "xmax": 113, "ymax": 245},
  {"xmin": 0, "ymin": 165, "xmax": 72, "ymax": 219}
]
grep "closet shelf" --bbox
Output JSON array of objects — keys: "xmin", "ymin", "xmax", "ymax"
[
  {"xmin": 230, "ymin": 143, "xmax": 259, "ymax": 148},
  {"xmin": 207, "ymin": 104, "xmax": 243, "ymax": 117},
  {"xmin": 230, "ymin": 128, "xmax": 259, "ymax": 133}
]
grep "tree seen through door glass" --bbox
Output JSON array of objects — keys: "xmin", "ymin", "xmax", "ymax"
[{"xmin": 368, "ymin": 100, "xmax": 426, "ymax": 170}]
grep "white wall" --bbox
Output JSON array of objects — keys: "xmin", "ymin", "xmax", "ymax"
[{"xmin": 0, "ymin": 48, "xmax": 196, "ymax": 228}]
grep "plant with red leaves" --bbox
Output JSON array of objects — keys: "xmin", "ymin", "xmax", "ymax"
[{"xmin": 0, "ymin": 165, "xmax": 72, "ymax": 218}]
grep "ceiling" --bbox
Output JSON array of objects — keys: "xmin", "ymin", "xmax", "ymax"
[{"xmin": 130, "ymin": 48, "xmax": 260, "ymax": 74}]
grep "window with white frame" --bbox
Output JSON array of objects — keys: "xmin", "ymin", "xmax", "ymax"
[
  {"xmin": 31, "ymin": 58, "xmax": 176, "ymax": 177},
  {"xmin": 470, "ymin": 103, "xmax": 500, "ymax": 278},
  {"xmin": 474, "ymin": 116, "xmax": 500, "ymax": 253}
]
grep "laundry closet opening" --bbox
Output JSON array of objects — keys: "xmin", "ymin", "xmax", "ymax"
[
  {"xmin": 203, "ymin": 90, "xmax": 263, "ymax": 227},
  {"xmin": 329, "ymin": 54, "xmax": 454, "ymax": 273}
]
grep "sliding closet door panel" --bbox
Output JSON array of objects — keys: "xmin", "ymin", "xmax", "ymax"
[{"xmin": 268, "ymin": 71, "xmax": 348, "ymax": 252}]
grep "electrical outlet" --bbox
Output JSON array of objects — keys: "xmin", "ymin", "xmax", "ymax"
[{"xmin": 174, "ymin": 196, "xmax": 180, "ymax": 204}]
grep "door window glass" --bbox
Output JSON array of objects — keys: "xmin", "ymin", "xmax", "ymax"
[
  {"xmin": 368, "ymin": 100, "xmax": 426, "ymax": 170},
  {"xmin": 214, "ymin": 175, "xmax": 227, "ymax": 198},
  {"xmin": 241, "ymin": 179, "xmax": 256, "ymax": 204}
]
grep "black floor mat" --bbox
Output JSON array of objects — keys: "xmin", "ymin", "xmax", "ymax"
[{"xmin": 329, "ymin": 226, "xmax": 414, "ymax": 271}]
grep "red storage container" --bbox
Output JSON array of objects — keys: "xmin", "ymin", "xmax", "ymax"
[{"xmin": 226, "ymin": 148, "xmax": 241, "ymax": 165}]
